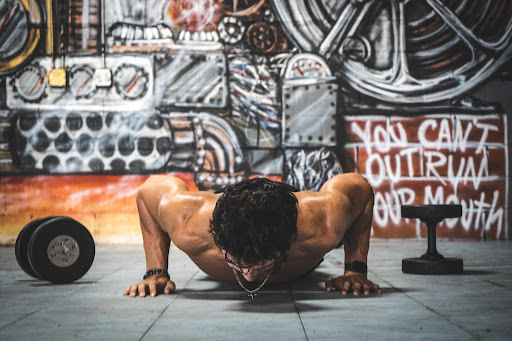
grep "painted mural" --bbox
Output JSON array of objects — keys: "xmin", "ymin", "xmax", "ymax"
[{"xmin": 0, "ymin": 0, "xmax": 511, "ymax": 243}]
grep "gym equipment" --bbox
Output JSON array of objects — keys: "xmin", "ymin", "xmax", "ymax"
[
  {"xmin": 15, "ymin": 216, "xmax": 58, "ymax": 279},
  {"xmin": 401, "ymin": 205, "xmax": 463, "ymax": 274},
  {"xmin": 15, "ymin": 216, "xmax": 95, "ymax": 283}
]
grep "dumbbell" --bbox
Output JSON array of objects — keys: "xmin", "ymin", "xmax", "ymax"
[
  {"xmin": 15, "ymin": 216, "xmax": 95, "ymax": 283},
  {"xmin": 401, "ymin": 205, "xmax": 463, "ymax": 274}
]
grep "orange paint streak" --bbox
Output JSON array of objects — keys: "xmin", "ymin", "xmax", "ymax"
[
  {"xmin": 78, "ymin": 76, "xmax": 92, "ymax": 91},
  {"xmin": 126, "ymin": 74, "xmax": 140, "ymax": 94},
  {"xmin": 28, "ymin": 77, "xmax": 43, "ymax": 96},
  {"xmin": 0, "ymin": 173, "xmax": 198, "ymax": 240}
]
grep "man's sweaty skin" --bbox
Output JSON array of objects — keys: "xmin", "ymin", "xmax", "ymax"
[{"xmin": 124, "ymin": 173, "xmax": 382, "ymax": 297}]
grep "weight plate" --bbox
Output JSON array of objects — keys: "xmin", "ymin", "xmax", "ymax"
[
  {"xmin": 27, "ymin": 217, "xmax": 95, "ymax": 284},
  {"xmin": 15, "ymin": 216, "xmax": 59, "ymax": 279}
]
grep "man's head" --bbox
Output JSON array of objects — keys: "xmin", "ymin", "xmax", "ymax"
[{"xmin": 209, "ymin": 177, "xmax": 298, "ymax": 276}]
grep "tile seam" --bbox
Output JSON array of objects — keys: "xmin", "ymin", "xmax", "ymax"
[
  {"xmin": 371, "ymin": 272, "xmax": 482, "ymax": 340},
  {"xmin": 289, "ymin": 287, "xmax": 310, "ymax": 341},
  {"xmin": 0, "ymin": 283, "xmax": 87, "ymax": 331},
  {"xmin": 138, "ymin": 269, "xmax": 199, "ymax": 341},
  {"xmin": 0, "ymin": 262, "xmax": 139, "ymax": 331}
]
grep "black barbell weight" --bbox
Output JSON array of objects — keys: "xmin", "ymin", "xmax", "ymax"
[
  {"xmin": 16, "ymin": 216, "xmax": 95, "ymax": 284},
  {"xmin": 15, "ymin": 216, "xmax": 59, "ymax": 279}
]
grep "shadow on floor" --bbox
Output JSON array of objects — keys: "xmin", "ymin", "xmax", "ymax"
[{"xmin": 461, "ymin": 270, "xmax": 497, "ymax": 275}]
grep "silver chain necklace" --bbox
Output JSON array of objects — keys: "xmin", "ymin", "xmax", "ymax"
[{"xmin": 232, "ymin": 266, "xmax": 273, "ymax": 300}]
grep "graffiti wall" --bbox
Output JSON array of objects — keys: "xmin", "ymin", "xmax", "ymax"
[{"xmin": 0, "ymin": 0, "xmax": 511, "ymax": 243}]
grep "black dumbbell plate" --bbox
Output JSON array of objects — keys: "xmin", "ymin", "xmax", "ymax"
[
  {"xmin": 15, "ymin": 216, "xmax": 59, "ymax": 279},
  {"xmin": 27, "ymin": 217, "xmax": 95, "ymax": 284}
]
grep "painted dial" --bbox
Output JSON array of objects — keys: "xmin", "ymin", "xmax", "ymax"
[
  {"xmin": 113, "ymin": 64, "xmax": 148, "ymax": 100},
  {"xmin": 290, "ymin": 59, "xmax": 328, "ymax": 78},
  {"xmin": 0, "ymin": 0, "xmax": 28, "ymax": 60},
  {"xmin": 13, "ymin": 64, "xmax": 47, "ymax": 102},
  {"xmin": 69, "ymin": 65, "xmax": 96, "ymax": 98},
  {"xmin": 284, "ymin": 53, "xmax": 332, "ymax": 79},
  {"xmin": 0, "ymin": 0, "xmax": 43, "ymax": 76}
]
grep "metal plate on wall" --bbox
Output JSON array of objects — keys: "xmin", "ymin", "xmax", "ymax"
[
  {"xmin": 282, "ymin": 79, "xmax": 338, "ymax": 147},
  {"xmin": 156, "ymin": 49, "xmax": 227, "ymax": 108}
]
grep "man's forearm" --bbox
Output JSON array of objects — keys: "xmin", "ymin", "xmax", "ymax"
[
  {"xmin": 342, "ymin": 188, "xmax": 374, "ymax": 267},
  {"xmin": 137, "ymin": 192, "xmax": 171, "ymax": 270}
]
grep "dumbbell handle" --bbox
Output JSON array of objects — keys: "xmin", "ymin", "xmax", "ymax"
[{"xmin": 421, "ymin": 220, "xmax": 444, "ymax": 261}]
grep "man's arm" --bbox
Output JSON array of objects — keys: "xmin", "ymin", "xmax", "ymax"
[
  {"xmin": 124, "ymin": 175, "xmax": 188, "ymax": 297},
  {"xmin": 342, "ymin": 175, "xmax": 373, "ymax": 266},
  {"xmin": 322, "ymin": 173, "xmax": 382, "ymax": 295}
]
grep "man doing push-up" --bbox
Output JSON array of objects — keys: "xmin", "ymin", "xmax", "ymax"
[{"xmin": 124, "ymin": 173, "xmax": 381, "ymax": 299}]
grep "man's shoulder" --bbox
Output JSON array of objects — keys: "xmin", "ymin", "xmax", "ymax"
[
  {"xmin": 160, "ymin": 191, "xmax": 219, "ymax": 245},
  {"xmin": 160, "ymin": 190, "xmax": 219, "ymax": 222},
  {"xmin": 295, "ymin": 192, "xmax": 349, "ymax": 237}
]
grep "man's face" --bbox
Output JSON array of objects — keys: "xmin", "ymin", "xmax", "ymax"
[{"xmin": 224, "ymin": 254, "xmax": 275, "ymax": 282}]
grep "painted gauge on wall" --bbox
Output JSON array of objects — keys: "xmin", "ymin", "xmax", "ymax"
[
  {"xmin": 0, "ymin": 0, "xmax": 43, "ymax": 75},
  {"xmin": 69, "ymin": 65, "xmax": 96, "ymax": 98},
  {"xmin": 284, "ymin": 53, "xmax": 332, "ymax": 79},
  {"xmin": 113, "ymin": 64, "xmax": 149, "ymax": 100},
  {"xmin": 12, "ymin": 63, "xmax": 48, "ymax": 103}
]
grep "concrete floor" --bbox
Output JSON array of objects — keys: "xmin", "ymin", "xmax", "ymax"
[{"xmin": 0, "ymin": 240, "xmax": 511, "ymax": 341}]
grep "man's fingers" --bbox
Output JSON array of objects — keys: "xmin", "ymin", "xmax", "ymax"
[
  {"xmin": 164, "ymin": 280, "xmax": 176, "ymax": 294},
  {"xmin": 149, "ymin": 282, "xmax": 157, "ymax": 297},
  {"xmin": 363, "ymin": 283, "xmax": 370, "ymax": 295},
  {"xmin": 373, "ymin": 283, "xmax": 382, "ymax": 294},
  {"xmin": 129, "ymin": 285, "xmax": 139, "ymax": 297},
  {"xmin": 138, "ymin": 283, "xmax": 147, "ymax": 297},
  {"xmin": 341, "ymin": 280, "xmax": 351, "ymax": 295},
  {"xmin": 325, "ymin": 280, "xmax": 333, "ymax": 292},
  {"xmin": 353, "ymin": 281, "xmax": 362, "ymax": 295}
]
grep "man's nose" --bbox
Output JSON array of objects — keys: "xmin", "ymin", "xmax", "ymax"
[
  {"xmin": 242, "ymin": 272, "xmax": 258, "ymax": 282},
  {"xmin": 241, "ymin": 268, "xmax": 258, "ymax": 280}
]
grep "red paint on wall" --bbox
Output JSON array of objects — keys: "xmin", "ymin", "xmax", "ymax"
[{"xmin": 344, "ymin": 114, "xmax": 508, "ymax": 240}]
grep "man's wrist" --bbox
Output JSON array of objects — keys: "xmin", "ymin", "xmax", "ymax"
[
  {"xmin": 143, "ymin": 268, "xmax": 170, "ymax": 280},
  {"xmin": 344, "ymin": 261, "xmax": 367, "ymax": 274}
]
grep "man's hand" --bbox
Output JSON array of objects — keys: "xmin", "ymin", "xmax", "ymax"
[
  {"xmin": 325, "ymin": 273, "xmax": 382, "ymax": 296},
  {"xmin": 124, "ymin": 274, "xmax": 176, "ymax": 297}
]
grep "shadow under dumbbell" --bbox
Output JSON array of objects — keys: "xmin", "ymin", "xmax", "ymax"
[
  {"xmin": 460, "ymin": 270, "xmax": 496, "ymax": 276},
  {"xmin": 28, "ymin": 280, "xmax": 97, "ymax": 287}
]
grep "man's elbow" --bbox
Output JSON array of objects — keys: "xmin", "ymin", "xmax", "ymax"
[{"xmin": 350, "ymin": 173, "xmax": 374, "ymax": 210}]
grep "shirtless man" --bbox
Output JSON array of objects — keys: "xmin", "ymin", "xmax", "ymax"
[{"xmin": 124, "ymin": 173, "xmax": 381, "ymax": 298}]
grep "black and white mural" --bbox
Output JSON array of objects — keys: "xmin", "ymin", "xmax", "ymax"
[{"xmin": 1, "ymin": 0, "xmax": 511, "ymax": 239}]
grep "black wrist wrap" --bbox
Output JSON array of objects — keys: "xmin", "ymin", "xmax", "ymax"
[
  {"xmin": 143, "ymin": 268, "xmax": 170, "ymax": 280},
  {"xmin": 344, "ymin": 261, "xmax": 368, "ymax": 274}
]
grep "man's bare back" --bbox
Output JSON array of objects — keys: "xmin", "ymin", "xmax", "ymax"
[{"xmin": 124, "ymin": 173, "xmax": 381, "ymax": 297}]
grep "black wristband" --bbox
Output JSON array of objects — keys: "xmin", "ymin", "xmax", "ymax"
[
  {"xmin": 344, "ymin": 261, "xmax": 367, "ymax": 274},
  {"xmin": 143, "ymin": 268, "xmax": 170, "ymax": 280}
]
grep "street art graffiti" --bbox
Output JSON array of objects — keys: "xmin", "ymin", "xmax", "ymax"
[
  {"xmin": 0, "ymin": 0, "xmax": 511, "ymax": 242},
  {"xmin": 344, "ymin": 114, "xmax": 508, "ymax": 240}
]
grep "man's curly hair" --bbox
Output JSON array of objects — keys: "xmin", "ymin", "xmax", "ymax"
[{"xmin": 209, "ymin": 178, "xmax": 299, "ymax": 268}]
